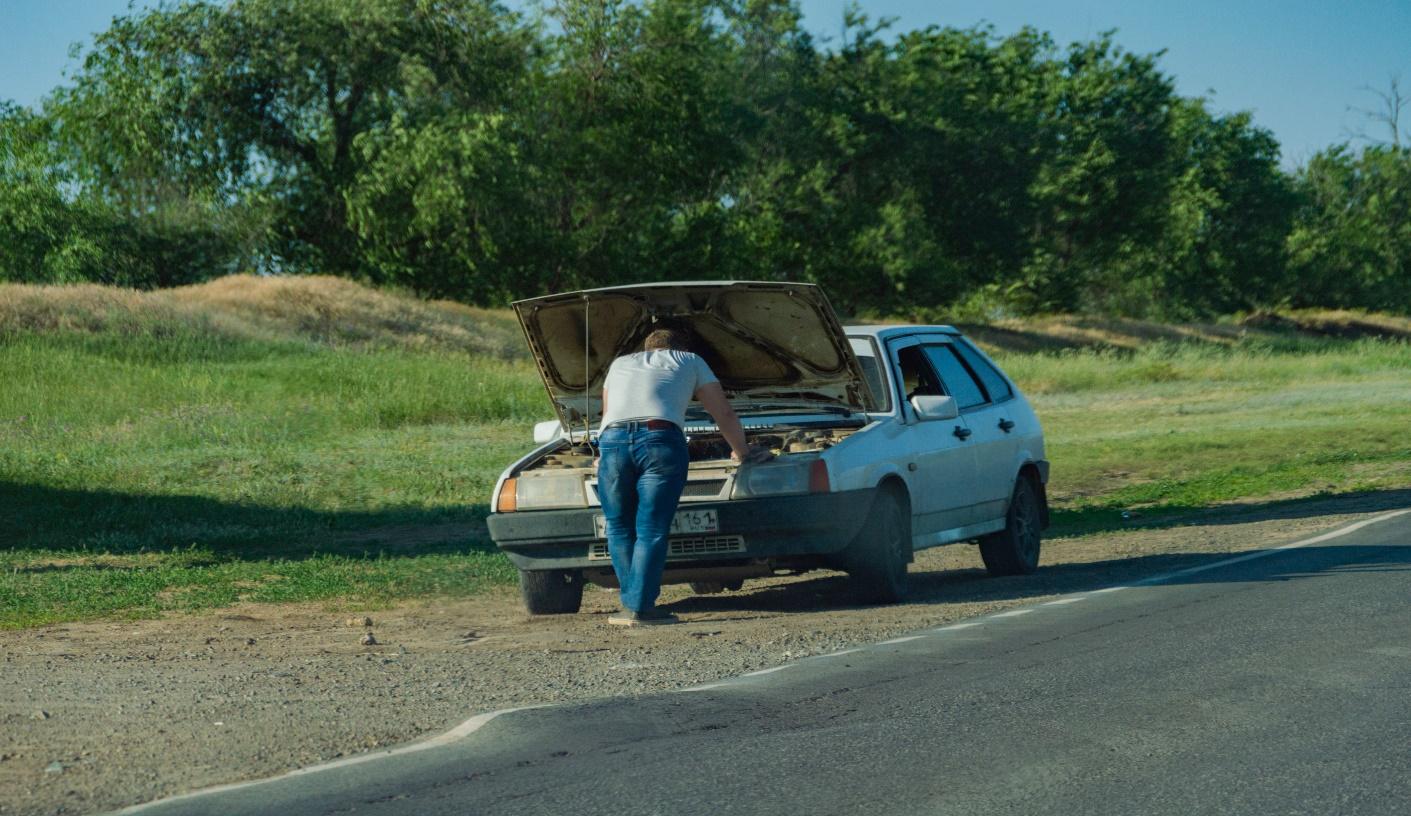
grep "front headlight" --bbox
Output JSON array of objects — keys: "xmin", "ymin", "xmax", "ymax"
[
  {"xmin": 732, "ymin": 458, "xmax": 816, "ymax": 498},
  {"xmin": 514, "ymin": 474, "xmax": 588, "ymax": 510}
]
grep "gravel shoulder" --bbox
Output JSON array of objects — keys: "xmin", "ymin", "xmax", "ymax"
[{"xmin": 2, "ymin": 495, "xmax": 1401, "ymax": 816}]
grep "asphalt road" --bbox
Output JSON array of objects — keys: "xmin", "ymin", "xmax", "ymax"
[{"xmin": 121, "ymin": 511, "xmax": 1411, "ymax": 816}]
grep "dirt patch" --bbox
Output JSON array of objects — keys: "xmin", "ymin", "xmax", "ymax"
[{"xmin": 0, "ymin": 498, "xmax": 1397, "ymax": 816}]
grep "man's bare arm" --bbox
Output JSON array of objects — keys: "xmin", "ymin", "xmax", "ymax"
[{"xmin": 695, "ymin": 382, "xmax": 751, "ymax": 461}]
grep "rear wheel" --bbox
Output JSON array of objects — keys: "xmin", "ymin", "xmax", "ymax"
[
  {"xmin": 519, "ymin": 569, "xmax": 584, "ymax": 614},
  {"xmin": 979, "ymin": 477, "xmax": 1043, "ymax": 576},
  {"xmin": 844, "ymin": 491, "xmax": 910, "ymax": 604}
]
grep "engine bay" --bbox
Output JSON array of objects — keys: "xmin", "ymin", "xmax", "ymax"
[
  {"xmin": 526, "ymin": 425, "xmax": 858, "ymax": 472},
  {"xmin": 685, "ymin": 427, "xmax": 855, "ymax": 462}
]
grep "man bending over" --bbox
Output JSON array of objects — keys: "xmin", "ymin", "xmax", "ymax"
[{"xmin": 597, "ymin": 328, "xmax": 765, "ymax": 626}]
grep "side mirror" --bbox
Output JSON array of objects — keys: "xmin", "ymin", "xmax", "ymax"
[
  {"xmin": 910, "ymin": 395, "xmax": 959, "ymax": 421},
  {"xmin": 533, "ymin": 419, "xmax": 566, "ymax": 444}
]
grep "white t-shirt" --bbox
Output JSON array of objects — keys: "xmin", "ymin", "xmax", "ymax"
[{"xmin": 599, "ymin": 350, "xmax": 719, "ymax": 429}]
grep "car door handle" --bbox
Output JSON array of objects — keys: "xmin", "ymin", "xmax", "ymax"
[
  {"xmin": 953, "ymin": 426, "xmax": 972, "ymax": 440},
  {"xmin": 998, "ymin": 419, "xmax": 1016, "ymax": 433}
]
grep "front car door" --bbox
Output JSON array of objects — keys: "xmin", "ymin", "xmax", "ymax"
[
  {"xmin": 888, "ymin": 336, "xmax": 981, "ymax": 542},
  {"xmin": 920, "ymin": 341, "xmax": 1015, "ymax": 525}
]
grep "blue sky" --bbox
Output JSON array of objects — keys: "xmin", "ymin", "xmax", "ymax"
[{"xmin": 3, "ymin": 0, "xmax": 1407, "ymax": 166}]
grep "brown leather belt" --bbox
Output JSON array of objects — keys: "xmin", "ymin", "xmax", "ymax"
[{"xmin": 604, "ymin": 419, "xmax": 679, "ymax": 431}]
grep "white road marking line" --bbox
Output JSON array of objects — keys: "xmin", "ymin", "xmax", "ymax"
[
  {"xmin": 815, "ymin": 648, "xmax": 861, "ymax": 658},
  {"xmin": 1042, "ymin": 597, "xmax": 1086, "ymax": 606},
  {"xmin": 1092, "ymin": 586, "xmax": 1130, "ymax": 594},
  {"xmin": 990, "ymin": 609, "xmax": 1033, "ymax": 618},
  {"xmin": 933, "ymin": 622, "xmax": 981, "ymax": 632},
  {"xmin": 106, "ymin": 705, "xmax": 544, "ymax": 815},
  {"xmin": 878, "ymin": 636, "xmax": 924, "ymax": 645},
  {"xmin": 1131, "ymin": 509, "xmax": 1411, "ymax": 587},
  {"xmin": 741, "ymin": 665, "xmax": 792, "ymax": 677},
  {"xmin": 674, "ymin": 683, "xmax": 727, "ymax": 693}
]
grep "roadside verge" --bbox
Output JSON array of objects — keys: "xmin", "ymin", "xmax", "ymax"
[{"xmin": 2, "ymin": 494, "xmax": 1405, "ymax": 816}]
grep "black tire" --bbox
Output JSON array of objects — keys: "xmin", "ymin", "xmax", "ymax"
[
  {"xmin": 844, "ymin": 491, "xmax": 910, "ymax": 604},
  {"xmin": 979, "ymin": 477, "xmax": 1043, "ymax": 576},
  {"xmin": 519, "ymin": 569, "xmax": 584, "ymax": 614}
]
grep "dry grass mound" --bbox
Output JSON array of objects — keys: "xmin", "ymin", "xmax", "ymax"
[
  {"xmin": 959, "ymin": 315, "xmax": 1249, "ymax": 355},
  {"xmin": 6, "ymin": 275, "xmax": 1408, "ymax": 360},
  {"xmin": 959, "ymin": 310, "xmax": 1411, "ymax": 356},
  {"xmin": 1238, "ymin": 309, "xmax": 1411, "ymax": 341},
  {"xmin": 0, "ymin": 274, "xmax": 525, "ymax": 358}
]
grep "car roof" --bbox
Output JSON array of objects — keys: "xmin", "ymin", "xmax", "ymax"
[{"xmin": 843, "ymin": 324, "xmax": 962, "ymax": 341}]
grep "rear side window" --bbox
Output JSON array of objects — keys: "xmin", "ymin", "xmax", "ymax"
[
  {"xmin": 952, "ymin": 340, "xmax": 1014, "ymax": 402},
  {"xmin": 922, "ymin": 345, "xmax": 988, "ymax": 410}
]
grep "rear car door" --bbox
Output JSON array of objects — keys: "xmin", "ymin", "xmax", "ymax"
[{"xmin": 950, "ymin": 337, "xmax": 1025, "ymax": 504}]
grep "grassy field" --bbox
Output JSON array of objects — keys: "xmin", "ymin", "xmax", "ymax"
[{"xmin": 3, "ymin": 277, "xmax": 1410, "ymax": 628}]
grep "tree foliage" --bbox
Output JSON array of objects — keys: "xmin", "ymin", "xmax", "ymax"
[
  {"xmin": 50, "ymin": 0, "xmax": 533, "ymax": 276},
  {"xmin": 1287, "ymin": 145, "xmax": 1411, "ymax": 312},
  {"xmin": 3, "ymin": 0, "xmax": 1407, "ymax": 317}
]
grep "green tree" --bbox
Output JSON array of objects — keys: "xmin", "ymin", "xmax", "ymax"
[
  {"xmin": 348, "ymin": 0, "xmax": 752, "ymax": 302},
  {"xmin": 34, "ymin": 0, "xmax": 1400, "ymax": 320},
  {"xmin": 0, "ymin": 102, "xmax": 189, "ymax": 286},
  {"xmin": 1019, "ymin": 34, "xmax": 1178, "ymax": 312},
  {"xmin": 345, "ymin": 111, "xmax": 542, "ymax": 302},
  {"xmin": 529, "ymin": 0, "xmax": 749, "ymax": 291},
  {"xmin": 52, "ymin": 0, "xmax": 534, "ymax": 277},
  {"xmin": 1101, "ymin": 100, "xmax": 1296, "ymax": 317},
  {"xmin": 1287, "ymin": 145, "xmax": 1411, "ymax": 311}
]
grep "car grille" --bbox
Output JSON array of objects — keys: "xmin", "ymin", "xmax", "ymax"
[
  {"xmin": 680, "ymin": 479, "xmax": 727, "ymax": 497},
  {"xmin": 588, "ymin": 535, "xmax": 746, "ymax": 561}
]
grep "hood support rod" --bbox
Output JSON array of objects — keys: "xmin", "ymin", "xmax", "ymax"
[{"xmin": 581, "ymin": 294, "xmax": 592, "ymax": 444}]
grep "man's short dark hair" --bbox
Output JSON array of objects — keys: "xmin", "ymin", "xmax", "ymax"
[{"xmin": 643, "ymin": 328, "xmax": 690, "ymax": 352}]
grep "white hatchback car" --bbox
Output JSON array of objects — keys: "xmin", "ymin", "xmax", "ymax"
[{"xmin": 487, "ymin": 281, "xmax": 1050, "ymax": 613}]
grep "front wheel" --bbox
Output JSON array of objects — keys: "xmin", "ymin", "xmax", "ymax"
[
  {"xmin": 979, "ymin": 477, "xmax": 1043, "ymax": 576},
  {"xmin": 519, "ymin": 569, "xmax": 584, "ymax": 614},
  {"xmin": 844, "ymin": 491, "xmax": 911, "ymax": 604}
]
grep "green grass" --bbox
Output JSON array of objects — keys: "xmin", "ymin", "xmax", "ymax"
[
  {"xmin": 3, "ymin": 288, "xmax": 1411, "ymax": 628},
  {"xmin": 1, "ymin": 327, "xmax": 541, "ymax": 627},
  {"xmin": 999, "ymin": 341, "xmax": 1411, "ymax": 534}
]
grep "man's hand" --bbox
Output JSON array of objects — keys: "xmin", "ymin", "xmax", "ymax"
[{"xmin": 732, "ymin": 444, "xmax": 774, "ymax": 464}]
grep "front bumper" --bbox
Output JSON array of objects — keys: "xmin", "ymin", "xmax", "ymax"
[{"xmin": 487, "ymin": 489, "xmax": 879, "ymax": 571}]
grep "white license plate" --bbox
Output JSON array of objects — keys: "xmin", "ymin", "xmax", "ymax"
[{"xmin": 593, "ymin": 508, "xmax": 719, "ymax": 539}]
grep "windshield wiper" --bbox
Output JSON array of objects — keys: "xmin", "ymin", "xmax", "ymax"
[
  {"xmin": 732, "ymin": 402, "xmax": 854, "ymax": 417},
  {"xmin": 686, "ymin": 401, "xmax": 859, "ymax": 421}
]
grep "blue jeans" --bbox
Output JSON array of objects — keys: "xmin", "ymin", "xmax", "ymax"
[{"xmin": 596, "ymin": 424, "xmax": 689, "ymax": 612}]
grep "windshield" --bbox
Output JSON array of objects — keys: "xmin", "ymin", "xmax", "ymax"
[{"xmin": 847, "ymin": 336, "xmax": 891, "ymax": 412}]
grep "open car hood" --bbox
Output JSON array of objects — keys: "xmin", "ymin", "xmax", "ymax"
[{"xmin": 512, "ymin": 282, "xmax": 873, "ymax": 431}]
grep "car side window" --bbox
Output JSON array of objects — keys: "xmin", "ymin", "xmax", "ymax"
[
  {"xmin": 952, "ymin": 340, "xmax": 1014, "ymax": 402},
  {"xmin": 922, "ymin": 345, "xmax": 988, "ymax": 410},
  {"xmin": 896, "ymin": 345, "xmax": 943, "ymax": 399}
]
